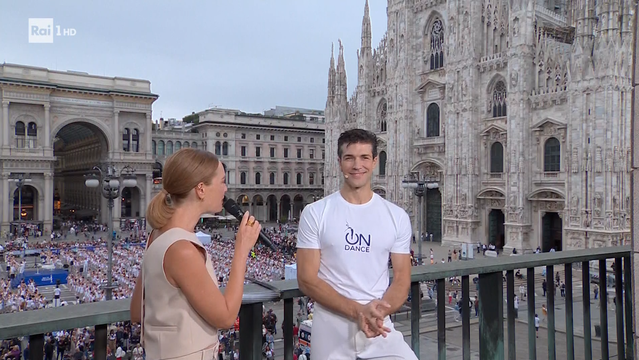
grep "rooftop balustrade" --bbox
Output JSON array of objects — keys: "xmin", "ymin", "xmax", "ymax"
[{"xmin": 0, "ymin": 246, "xmax": 632, "ymax": 360}]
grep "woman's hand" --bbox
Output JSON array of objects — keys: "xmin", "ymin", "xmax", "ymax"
[{"xmin": 235, "ymin": 211, "xmax": 261, "ymax": 255}]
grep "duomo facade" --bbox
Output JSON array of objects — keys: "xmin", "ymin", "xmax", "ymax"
[{"xmin": 324, "ymin": 0, "xmax": 634, "ymax": 251}]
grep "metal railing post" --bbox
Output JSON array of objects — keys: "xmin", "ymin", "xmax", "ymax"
[{"xmin": 478, "ymin": 271, "xmax": 504, "ymax": 360}]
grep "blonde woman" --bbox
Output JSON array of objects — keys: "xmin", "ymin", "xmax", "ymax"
[{"xmin": 130, "ymin": 148, "xmax": 261, "ymax": 360}]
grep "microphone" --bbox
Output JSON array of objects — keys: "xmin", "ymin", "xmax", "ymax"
[{"xmin": 222, "ymin": 197, "xmax": 278, "ymax": 252}]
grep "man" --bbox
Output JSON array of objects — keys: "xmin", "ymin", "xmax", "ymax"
[{"xmin": 297, "ymin": 129, "xmax": 417, "ymax": 359}]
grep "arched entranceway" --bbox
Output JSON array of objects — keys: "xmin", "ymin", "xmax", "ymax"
[
  {"xmin": 253, "ymin": 195, "xmax": 265, "ymax": 222},
  {"xmin": 280, "ymin": 195, "xmax": 291, "ymax": 222},
  {"xmin": 13, "ymin": 185, "xmax": 38, "ymax": 221},
  {"xmin": 425, "ymin": 188, "xmax": 442, "ymax": 242},
  {"xmin": 293, "ymin": 194, "xmax": 304, "ymax": 220},
  {"xmin": 267, "ymin": 195, "xmax": 278, "ymax": 222},
  {"xmin": 121, "ymin": 187, "xmax": 142, "ymax": 218},
  {"xmin": 542, "ymin": 212, "xmax": 562, "ymax": 252},
  {"xmin": 488, "ymin": 209, "xmax": 505, "ymax": 249},
  {"xmin": 53, "ymin": 120, "xmax": 110, "ymax": 224}
]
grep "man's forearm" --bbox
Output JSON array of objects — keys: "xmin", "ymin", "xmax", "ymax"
[
  {"xmin": 381, "ymin": 280, "xmax": 410, "ymax": 316},
  {"xmin": 299, "ymin": 278, "xmax": 361, "ymax": 321}
]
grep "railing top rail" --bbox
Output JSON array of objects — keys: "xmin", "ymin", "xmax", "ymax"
[
  {"xmin": 0, "ymin": 246, "xmax": 629, "ymax": 340},
  {"xmin": 0, "ymin": 298, "xmax": 130, "ymax": 340},
  {"xmin": 408, "ymin": 245, "xmax": 630, "ymax": 282}
]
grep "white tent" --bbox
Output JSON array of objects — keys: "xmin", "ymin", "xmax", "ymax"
[
  {"xmin": 195, "ymin": 231, "xmax": 212, "ymax": 245},
  {"xmin": 284, "ymin": 263, "xmax": 297, "ymax": 280}
]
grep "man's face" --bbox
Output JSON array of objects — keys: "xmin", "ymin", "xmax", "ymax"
[{"xmin": 338, "ymin": 142, "xmax": 377, "ymax": 189}]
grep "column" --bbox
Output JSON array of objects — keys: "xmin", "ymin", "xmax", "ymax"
[
  {"xmin": 146, "ymin": 113, "xmax": 152, "ymax": 153},
  {"xmin": 38, "ymin": 193, "xmax": 44, "ymax": 225},
  {"xmin": 44, "ymin": 104, "xmax": 51, "ymax": 148},
  {"xmin": 2, "ymin": 101, "xmax": 9, "ymax": 149},
  {"xmin": 144, "ymin": 174, "xmax": 152, "ymax": 219},
  {"xmin": 114, "ymin": 189, "xmax": 122, "ymax": 231},
  {"xmin": 44, "ymin": 173, "xmax": 53, "ymax": 233},
  {"xmin": 113, "ymin": 111, "xmax": 120, "ymax": 154},
  {"xmin": 276, "ymin": 199, "xmax": 281, "ymax": 222},
  {"xmin": 0, "ymin": 174, "xmax": 7, "ymax": 233}
]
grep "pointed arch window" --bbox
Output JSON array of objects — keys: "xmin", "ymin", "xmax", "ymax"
[
  {"xmin": 152, "ymin": 140, "xmax": 157, "ymax": 155},
  {"xmin": 426, "ymin": 103, "xmax": 440, "ymax": 137},
  {"xmin": 283, "ymin": 173, "xmax": 289, "ymax": 185},
  {"xmin": 270, "ymin": 172, "xmax": 276, "ymax": 185},
  {"xmin": 492, "ymin": 81, "xmax": 507, "ymax": 117},
  {"xmin": 215, "ymin": 141, "xmax": 221, "ymax": 155},
  {"xmin": 430, "ymin": 19, "xmax": 445, "ymax": 70},
  {"xmin": 544, "ymin": 137, "xmax": 561, "ymax": 172},
  {"xmin": 490, "ymin": 142, "xmax": 504, "ymax": 173},
  {"xmin": 378, "ymin": 151, "xmax": 387, "ymax": 176},
  {"xmin": 222, "ymin": 142, "xmax": 229, "ymax": 156},
  {"xmin": 14, "ymin": 121, "xmax": 25, "ymax": 148},
  {"xmin": 255, "ymin": 172, "xmax": 261, "ymax": 185},
  {"xmin": 240, "ymin": 172, "xmax": 247, "ymax": 185},
  {"xmin": 296, "ymin": 173, "xmax": 303, "ymax": 185},
  {"xmin": 27, "ymin": 122, "xmax": 37, "ymax": 148},
  {"xmin": 377, "ymin": 99, "xmax": 388, "ymax": 133}
]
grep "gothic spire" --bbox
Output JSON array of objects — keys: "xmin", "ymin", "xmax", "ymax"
[
  {"xmin": 327, "ymin": 43, "xmax": 336, "ymax": 104},
  {"xmin": 336, "ymin": 39, "xmax": 347, "ymax": 98},
  {"xmin": 361, "ymin": 0, "xmax": 372, "ymax": 50}
]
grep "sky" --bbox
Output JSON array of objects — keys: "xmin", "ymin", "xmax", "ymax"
[{"xmin": 0, "ymin": 1, "xmax": 388, "ymax": 120}]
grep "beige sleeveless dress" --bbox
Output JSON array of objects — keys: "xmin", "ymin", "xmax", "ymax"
[{"xmin": 141, "ymin": 228, "xmax": 219, "ymax": 360}]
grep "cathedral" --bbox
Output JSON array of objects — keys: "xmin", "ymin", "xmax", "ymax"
[{"xmin": 324, "ymin": 0, "xmax": 633, "ymax": 252}]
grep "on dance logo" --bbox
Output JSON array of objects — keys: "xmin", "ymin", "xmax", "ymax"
[{"xmin": 344, "ymin": 223, "xmax": 371, "ymax": 253}]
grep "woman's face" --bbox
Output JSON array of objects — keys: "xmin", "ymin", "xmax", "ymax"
[{"xmin": 203, "ymin": 164, "xmax": 227, "ymax": 214}]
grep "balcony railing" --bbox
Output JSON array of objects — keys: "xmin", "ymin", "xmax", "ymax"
[{"xmin": 0, "ymin": 246, "xmax": 632, "ymax": 360}]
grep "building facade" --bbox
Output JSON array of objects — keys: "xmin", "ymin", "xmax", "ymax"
[
  {"xmin": 325, "ymin": 0, "xmax": 633, "ymax": 251},
  {"xmin": 151, "ymin": 108, "xmax": 326, "ymax": 223},
  {"xmin": 0, "ymin": 63, "xmax": 158, "ymax": 235}
]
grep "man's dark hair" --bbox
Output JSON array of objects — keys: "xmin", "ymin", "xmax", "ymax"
[{"xmin": 337, "ymin": 128, "xmax": 378, "ymax": 158}]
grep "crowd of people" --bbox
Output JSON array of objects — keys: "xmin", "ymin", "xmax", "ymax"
[{"xmin": 0, "ymin": 220, "xmax": 306, "ymax": 359}]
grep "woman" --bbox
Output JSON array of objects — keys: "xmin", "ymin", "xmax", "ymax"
[{"xmin": 130, "ymin": 148, "xmax": 261, "ymax": 360}]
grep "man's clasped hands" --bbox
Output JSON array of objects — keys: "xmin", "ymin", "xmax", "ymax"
[{"xmin": 356, "ymin": 299, "xmax": 393, "ymax": 338}]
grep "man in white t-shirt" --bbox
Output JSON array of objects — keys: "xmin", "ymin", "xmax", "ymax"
[{"xmin": 297, "ymin": 129, "xmax": 417, "ymax": 359}]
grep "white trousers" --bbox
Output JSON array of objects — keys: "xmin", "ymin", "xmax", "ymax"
[{"xmin": 311, "ymin": 303, "xmax": 418, "ymax": 360}]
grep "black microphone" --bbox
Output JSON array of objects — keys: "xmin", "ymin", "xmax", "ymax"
[{"xmin": 223, "ymin": 197, "xmax": 278, "ymax": 252}]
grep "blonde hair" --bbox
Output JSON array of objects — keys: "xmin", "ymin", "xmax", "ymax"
[{"xmin": 146, "ymin": 148, "xmax": 220, "ymax": 229}]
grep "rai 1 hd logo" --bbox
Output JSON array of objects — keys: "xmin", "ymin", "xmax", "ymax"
[{"xmin": 28, "ymin": 18, "xmax": 77, "ymax": 43}]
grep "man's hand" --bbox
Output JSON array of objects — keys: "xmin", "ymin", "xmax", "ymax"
[{"xmin": 357, "ymin": 299, "xmax": 392, "ymax": 338}]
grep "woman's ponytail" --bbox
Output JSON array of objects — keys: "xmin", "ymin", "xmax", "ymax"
[{"xmin": 146, "ymin": 189, "xmax": 175, "ymax": 229}]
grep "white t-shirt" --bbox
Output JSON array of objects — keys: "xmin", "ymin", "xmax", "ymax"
[{"xmin": 297, "ymin": 191, "xmax": 411, "ymax": 301}]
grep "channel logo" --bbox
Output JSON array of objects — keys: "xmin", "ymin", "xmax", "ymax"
[{"xmin": 28, "ymin": 18, "xmax": 77, "ymax": 43}]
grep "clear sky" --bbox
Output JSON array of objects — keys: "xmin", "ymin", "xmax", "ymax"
[{"xmin": 0, "ymin": 1, "xmax": 388, "ymax": 120}]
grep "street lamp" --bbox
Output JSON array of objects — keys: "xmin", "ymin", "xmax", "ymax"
[
  {"xmin": 10, "ymin": 174, "xmax": 32, "ymax": 234},
  {"xmin": 402, "ymin": 173, "xmax": 438, "ymax": 265},
  {"xmin": 85, "ymin": 164, "xmax": 137, "ymax": 300}
]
